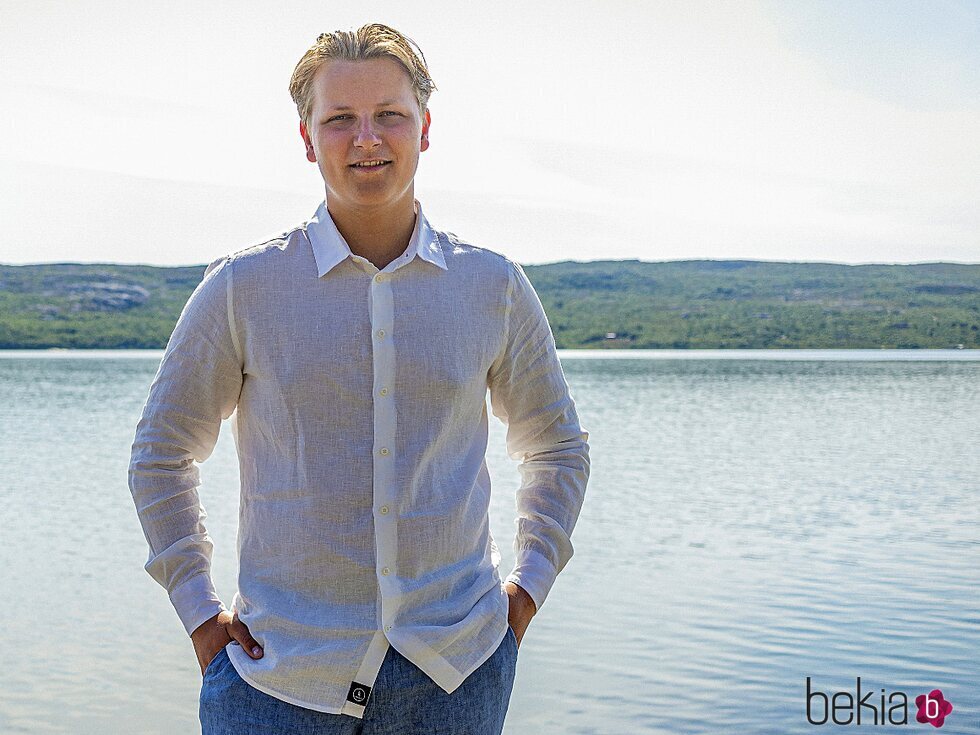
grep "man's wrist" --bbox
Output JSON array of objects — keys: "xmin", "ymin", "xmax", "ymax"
[{"xmin": 505, "ymin": 581, "xmax": 537, "ymax": 616}]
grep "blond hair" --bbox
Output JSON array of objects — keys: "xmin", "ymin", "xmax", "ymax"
[{"xmin": 289, "ymin": 23, "xmax": 436, "ymax": 126}]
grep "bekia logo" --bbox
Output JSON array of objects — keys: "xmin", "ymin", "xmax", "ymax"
[
  {"xmin": 806, "ymin": 678, "xmax": 953, "ymax": 728},
  {"xmin": 915, "ymin": 690, "xmax": 953, "ymax": 729}
]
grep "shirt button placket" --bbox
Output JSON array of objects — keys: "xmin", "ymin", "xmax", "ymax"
[{"xmin": 370, "ymin": 267, "xmax": 398, "ymax": 635}]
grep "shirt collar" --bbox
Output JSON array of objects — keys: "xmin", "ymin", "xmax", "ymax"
[{"xmin": 306, "ymin": 200, "xmax": 448, "ymax": 277}]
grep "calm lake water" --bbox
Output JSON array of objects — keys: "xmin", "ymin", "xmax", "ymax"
[{"xmin": 1, "ymin": 350, "xmax": 978, "ymax": 734}]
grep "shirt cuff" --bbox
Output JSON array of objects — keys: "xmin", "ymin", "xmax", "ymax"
[
  {"xmin": 170, "ymin": 572, "xmax": 227, "ymax": 637},
  {"xmin": 505, "ymin": 548, "xmax": 559, "ymax": 612}
]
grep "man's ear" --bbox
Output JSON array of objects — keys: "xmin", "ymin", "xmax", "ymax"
[
  {"xmin": 420, "ymin": 109, "xmax": 431, "ymax": 152},
  {"xmin": 299, "ymin": 120, "xmax": 316, "ymax": 163}
]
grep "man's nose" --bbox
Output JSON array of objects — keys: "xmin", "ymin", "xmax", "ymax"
[{"xmin": 354, "ymin": 119, "xmax": 382, "ymax": 148}]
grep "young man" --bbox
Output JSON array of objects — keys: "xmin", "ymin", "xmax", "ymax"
[{"xmin": 129, "ymin": 23, "xmax": 590, "ymax": 734}]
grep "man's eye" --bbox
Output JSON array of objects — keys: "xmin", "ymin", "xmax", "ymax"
[
  {"xmin": 379, "ymin": 111, "xmax": 400, "ymax": 117},
  {"xmin": 327, "ymin": 115, "xmax": 351, "ymax": 123}
]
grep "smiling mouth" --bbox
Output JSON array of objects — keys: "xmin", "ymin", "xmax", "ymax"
[{"xmin": 350, "ymin": 160, "xmax": 391, "ymax": 169}]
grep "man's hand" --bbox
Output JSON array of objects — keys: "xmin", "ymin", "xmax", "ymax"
[
  {"xmin": 504, "ymin": 582, "xmax": 537, "ymax": 649},
  {"xmin": 191, "ymin": 609, "xmax": 263, "ymax": 676}
]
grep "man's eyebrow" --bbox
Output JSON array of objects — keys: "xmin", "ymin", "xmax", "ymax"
[{"xmin": 328, "ymin": 100, "xmax": 402, "ymax": 111}]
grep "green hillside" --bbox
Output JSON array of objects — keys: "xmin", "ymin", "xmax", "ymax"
[
  {"xmin": 1, "ymin": 260, "xmax": 978, "ymax": 349},
  {"xmin": 525, "ymin": 260, "xmax": 980, "ymax": 349}
]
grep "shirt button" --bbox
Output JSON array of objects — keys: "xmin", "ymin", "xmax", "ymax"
[
  {"xmin": 381, "ymin": 567, "xmax": 390, "ymax": 576},
  {"xmin": 376, "ymin": 329, "xmax": 386, "ymax": 339},
  {"xmin": 379, "ymin": 387, "xmax": 388, "ymax": 396},
  {"xmin": 374, "ymin": 274, "xmax": 384, "ymax": 283},
  {"xmin": 380, "ymin": 447, "xmax": 389, "ymax": 456},
  {"xmin": 385, "ymin": 625, "xmax": 392, "ymax": 632},
  {"xmin": 379, "ymin": 505, "xmax": 389, "ymax": 515}
]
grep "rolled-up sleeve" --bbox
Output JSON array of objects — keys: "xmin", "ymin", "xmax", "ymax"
[
  {"xmin": 128, "ymin": 256, "xmax": 243, "ymax": 636},
  {"xmin": 488, "ymin": 260, "xmax": 590, "ymax": 611}
]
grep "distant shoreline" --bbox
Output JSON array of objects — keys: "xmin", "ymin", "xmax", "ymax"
[
  {"xmin": 2, "ymin": 260, "xmax": 978, "ymax": 350},
  {"xmin": 3, "ymin": 348, "xmax": 980, "ymax": 363}
]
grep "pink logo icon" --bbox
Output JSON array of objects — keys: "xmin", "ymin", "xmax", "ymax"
[{"xmin": 915, "ymin": 689, "xmax": 953, "ymax": 728}]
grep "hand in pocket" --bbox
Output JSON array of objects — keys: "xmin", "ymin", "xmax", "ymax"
[{"xmin": 192, "ymin": 609, "xmax": 264, "ymax": 676}]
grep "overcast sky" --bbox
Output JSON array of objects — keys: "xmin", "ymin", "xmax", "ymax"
[{"xmin": 1, "ymin": 0, "xmax": 977, "ymax": 267}]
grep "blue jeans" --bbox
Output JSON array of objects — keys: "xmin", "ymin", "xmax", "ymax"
[{"xmin": 200, "ymin": 626, "xmax": 519, "ymax": 734}]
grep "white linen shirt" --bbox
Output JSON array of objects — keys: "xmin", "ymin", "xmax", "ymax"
[{"xmin": 128, "ymin": 200, "xmax": 590, "ymax": 717}]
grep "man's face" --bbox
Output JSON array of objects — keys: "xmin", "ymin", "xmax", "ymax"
[{"xmin": 299, "ymin": 57, "xmax": 430, "ymax": 215}]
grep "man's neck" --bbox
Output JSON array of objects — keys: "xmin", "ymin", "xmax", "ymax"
[{"xmin": 327, "ymin": 196, "xmax": 417, "ymax": 271}]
